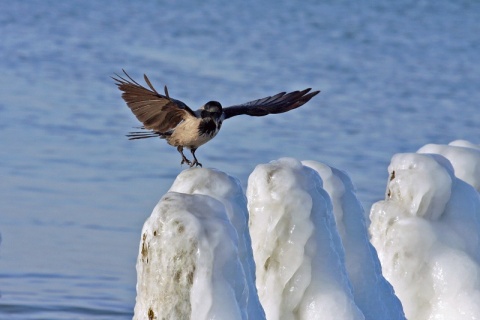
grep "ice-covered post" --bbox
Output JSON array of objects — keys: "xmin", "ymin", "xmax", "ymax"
[
  {"xmin": 302, "ymin": 161, "xmax": 405, "ymax": 320},
  {"xmin": 370, "ymin": 149, "xmax": 480, "ymax": 319},
  {"xmin": 247, "ymin": 158, "xmax": 364, "ymax": 320},
  {"xmin": 133, "ymin": 168, "xmax": 264, "ymax": 320}
]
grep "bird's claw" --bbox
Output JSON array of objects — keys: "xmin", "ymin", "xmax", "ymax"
[
  {"xmin": 180, "ymin": 158, "xmax": 201, "ymax": 167},
  {"xmin": 190, "ymin": 160, "xmax": 202, "ymax": 168},
  {"xmin": 181, "ymin": 158, "xmax": 192, "ymax": 166},
  {"xmin": 179, "ymin": 150, "xmax": 201, "ymax": 167}
]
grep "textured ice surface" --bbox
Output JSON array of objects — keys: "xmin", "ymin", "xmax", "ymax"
[
  {"xmin": 168, "ymin": 168, "xmax": 265, "ymax": 318},
  {"xmin": 134, "ymin": 168, "xmax": 264, "ymax": 320},
  {"xmin": 134, "ymin": 145, "xmax": 480, "ymax": 319},
  {"xmin": 247, "ymin": 158, "xmax": 364, "ymax": 320},
  {"xmin": 303, "ymin": 161, "xmax": 405, "ymax": 320},
  {"xmin": 370, "ymin": 151, "xmax": 480, "ymax": 319},
  {"xmin": 134, "ymin": 161, "xmax": 410, "ymax": 319},
  {"xmin": 417, "ymin": 140, "xmax": 480, "ymax": 191}
]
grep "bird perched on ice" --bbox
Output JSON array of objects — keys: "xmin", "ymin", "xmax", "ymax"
[{"xmin": 113, "ymin": 70, "xmax": 320, "ymax": 167}]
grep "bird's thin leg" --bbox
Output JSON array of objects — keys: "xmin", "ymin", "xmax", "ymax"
[
  {"xmin": 177, "ymin": 146, "xmax": 191, "ymax": 166},
  {"xmin": 190, "ymin": 148, "xmax": 202, "ymax": 167}
]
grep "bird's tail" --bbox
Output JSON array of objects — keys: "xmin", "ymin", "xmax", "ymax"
[
  {"xmin": 127, "ymin": 131, "xmax": 173, "ymax": 140},
  {"xmin": 126, "ymin": 126, "xmax": 171, "ymax": 140},
  {"xmin": 126, "ymin": 131, "xmax": 160, "ymax": 140}
]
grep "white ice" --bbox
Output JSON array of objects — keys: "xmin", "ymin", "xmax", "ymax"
[
  {"xmin": 244, "ymin": 158, "xmax": 404, "ymax": 319},
  {"xmin": 168, "ymin": 168, "xmax": 265, "ymax": 318},
  {"xmin": 417, "ymin": 140, "xmax": 480, "ymax": 191},
  {"xmin": 247, "ymin": 158, "xmax": 364, "ymax": 320},
  {"xmin": 302, "ymin": 161, "xmax": 405, "ymax": 320},
  {"xmin": 370, "ymin": 140, "xmax": 480, "ymax": 320},
  {"xmin": 133, "ymin": 169, "xmax": 264, "ymax": 320},
  {"xmin": 134, "ymin": 139, "xmax": 480, "ymax": 320}
]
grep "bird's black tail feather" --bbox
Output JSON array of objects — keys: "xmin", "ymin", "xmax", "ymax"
[{"xmin": 126, "ymin": 131, "xmax": 169, "ymax": 140}]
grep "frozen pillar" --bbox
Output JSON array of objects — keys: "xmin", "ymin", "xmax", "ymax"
[
  {"xmin": 133, "ymin": 168, "xmax": 264, "ymax": 320},
  {"xmin": 247, "ymin": 158, "xmax": 364, "ymax": 320}
]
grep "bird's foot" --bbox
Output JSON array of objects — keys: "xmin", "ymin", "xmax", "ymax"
[
  {"xmin": 190, "ymin": 160, "xmax": 202, "ymax": 168},
  {"xmin": 181, "ymin": 157, "xmax": 192, "ymax": 166}
]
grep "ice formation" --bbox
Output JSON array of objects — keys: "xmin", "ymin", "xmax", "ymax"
[
  {"xmin": 133, "ymin": 140, "xmax": 480, "ymax": 319},
  {"xmin": 417, "ymin": 140, "xmax": 480, "ymax": 191},
  {"xmin": 168, "ymin": 168, "xmax": 265, "ymax": 318},
  {"xmin": 133, "ymin": 169, "xmax": 264, "ymax": 320},
  {"xmin": 247, "ymin": 158, "xmax": 364, "ymax": 320},
  {"xmin": 302, "ymin": 161, "xmax": 405, "ymax": 319},
  {"xmin": 370, "ymin": 141, "xmax": 480, "ymax": 320}
]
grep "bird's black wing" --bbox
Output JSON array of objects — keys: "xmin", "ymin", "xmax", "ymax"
[
  {"xmin": 113, "ymin": 70, "xmax": 196, "ymax": 138},
  {"xmin": 222, "ymin": 88, "xmax": 320, "ymax": 120}
]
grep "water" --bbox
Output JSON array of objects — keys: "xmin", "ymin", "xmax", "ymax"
[{"xmin": 1, "ymin": 0, "xmax": 479, "ymax": 318}]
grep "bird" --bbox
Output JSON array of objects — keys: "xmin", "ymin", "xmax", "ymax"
[{"xmin": 113, "ymin": 70, "xmax": 320, "ymax": 167}]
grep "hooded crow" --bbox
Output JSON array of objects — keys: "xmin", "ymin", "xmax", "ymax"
[{"xmin": 113, "ymin": 70, "xmax": 320, "ymax": 167}]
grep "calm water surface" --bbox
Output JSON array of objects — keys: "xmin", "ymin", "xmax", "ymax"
[{"xmin": 1, "ymin": 0, "xmax": 479, "ymax": 318}]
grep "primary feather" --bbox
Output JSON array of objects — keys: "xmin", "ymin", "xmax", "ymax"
[{"xmin": 223, "ymin": 88, "xmax": 319, "ymax": 119}]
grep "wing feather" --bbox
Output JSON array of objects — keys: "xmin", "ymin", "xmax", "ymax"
[
  {"xmin": 113, "ymin": 70, "xmax": 195, "ymax": 133},
  {"xmin": 223, "ymin": 88, "xmax": 320, "ymax": 119}
]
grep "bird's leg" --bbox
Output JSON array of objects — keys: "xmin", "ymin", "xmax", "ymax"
[
  {"xmin": 190, "ymin": 148, "xmax": 202, "ymax": 167},
  {"xmin": 177, "ymin": 146, "xmax": 191, "ymax": 166}
]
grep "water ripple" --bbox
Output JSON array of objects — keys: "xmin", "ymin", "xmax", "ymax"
[{"xmin": 0, "ymin": 302, "xmax": 133, "ymax": 319}]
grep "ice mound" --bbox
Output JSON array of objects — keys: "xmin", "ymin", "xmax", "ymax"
[
  {"xmin": 370, "ymin": 152, "xmax": 480, "ymax": 319},
  {"xmin": 168, "ymin": 168, "xmax": 265, "ymax": 318},
  {"xmin": 302, "ymin": 161, "xmax": 405, "ymax": 319},
  {"xmin": 417, "ymin": 140, "xmax": 480, "ymax": 191},
  {"xmin": 449, "ymin": 139, "xmax": 480, "ymax": 151},
  {"xmin": 247, "ymin": 158, "xmax": 364, "ymax": 320},
  {"xmin": 133, "ymin": 168, "xmax": 264, "ymax": 320},
  {"xmin": 134, "ymin": 160, "xmax": 408, "ymax": 319}
]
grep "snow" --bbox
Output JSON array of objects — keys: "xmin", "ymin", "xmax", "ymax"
[
  {"xmin": 134, "ymin": 140, "xmax": 480, "ymax": 320},
  {"xmin": 370, "ymin": 141, "xmax": 480, "ymax": 320}
]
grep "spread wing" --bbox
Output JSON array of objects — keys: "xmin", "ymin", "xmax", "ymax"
[
  {"xmin": 222, "ymin": 88, "xmax": 320, "ymax": 120},
  {"xmin": 113, "ymin": 70, "xmax": 196, "ymax": 137}
]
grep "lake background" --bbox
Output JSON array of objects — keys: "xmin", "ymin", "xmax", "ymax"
[{"xmin": 1, "ymin": 0, "xmax": 479, "ymax": 318}]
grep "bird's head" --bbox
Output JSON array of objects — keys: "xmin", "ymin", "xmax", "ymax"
[{"xmin": 201, "ymin": 101, "xmax": 223, "ymax": 119}]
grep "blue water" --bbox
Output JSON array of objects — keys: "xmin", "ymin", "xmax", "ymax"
[{"xmin": 1, "ymin": 0, "xmax": 479, "ymax": 318}]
